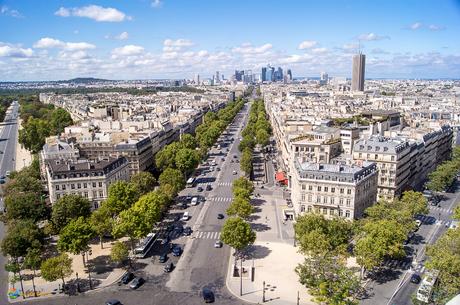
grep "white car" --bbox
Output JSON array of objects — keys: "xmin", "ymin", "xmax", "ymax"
[
  {"xmin": 214, "ymin": 241, "xmax": 223, "ymax": 248},
  {"xmin": 191, "ymin": 197, "xmax": 198, "ymax": 206},
  {"xmin": 182, "ymin": 212, "xmax": 190, "ymax": 221},
  {"xmin": 232, "ymin": 170, "xmax": 237, "ymax": 175},
  {"xmin": 415, "ymin": 219, "xmax": 422, "ymax": 228}
]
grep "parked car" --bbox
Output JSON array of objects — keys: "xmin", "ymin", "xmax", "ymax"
[
  {"xmin": 182, "ymin": 212, "xmax": 190, "ymax": 221},
  {"xmin": 161, "ymin": 236, "xmax": 170, "ymax": 245},
  {"xmin": 202, "ymin": 288, "xmax": 215, "ymax": 303},
  {"xmin": 191, "ymin": 197, "xmax": 198, "ymax": 206},
  {"xmin": 197, "ymin": 186, "xmax": 204, "ymax": 192},
  {"xmin": 0, "ymin": 179, "xmax": 5, "ymax": 185},
  {"xmin": 164, "ymin": 262, "xmax": 174, "ymax": 273},
  {"xmin": 183, "ymin": 226, "xmax": 192, "ymax": 236},
  {"xmin": 120, "ymin": 272, "xmax": 134, "ymax": 284},
  {"xmin": 186, "ymin": 195, "xmax": 192, "ymax": 201},
  {"xmin": 217, "ymin": 214, "xmax": 224, "ymax": 219},
  {"xmin": 172, "ymin": 246, "xmax": 182, "ymax": 256},
  {"xmin": 410, "ymin": 274, "xmax": 421, "ymax": 284},
  {"xmin": 129, "ymin": 277, "xmax": 145, "ymax": 289},
  {"xmin": 106, "ymin": 299, "xmax": 122, "ymax": 305},
  {"xmin": 159, "ymin": 254, "xmax": 168, "ymax": 263},
  {"xmin": 232, "ymin": 170, "xmax": 237, "ymax": 175},
  {"xmin": 206, "ymin": 185, "xmax": 212, "ymax": 191},
  {"xmin": 415, "ymin": 219, "xmax": 422, "ymax": 229},
  {"xmin": 214, "ymin": 241, "xmax": 223, "ymax": 248}
]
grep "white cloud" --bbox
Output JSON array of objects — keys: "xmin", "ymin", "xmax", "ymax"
[
  {"xmin": 115, "ymin": 32, "xmax": 129, "ymax": 40},
  {"xmin": 429, "ymin": 24, "xmax": 445, "ymax": 31},
  {"xmin": 34, "ymin": 38, "xmax": 95, "ymax": 50},
  {"xmin": 342, "ymin": 43, "xmax": 359, "ymax": 50},
  {"xmin": 151, "ymin": 0, "xmax": 162, "ymax": 8},
  {"xmin": 311, "ymin": 47, "xmax": 328, "ymax": 54},
  {"xmin": 0, "ymin": 43, "xmax": 33, "ymax": 58},
  {"xmin": 1, "ymin": 5, "xmax": 22, "ymax": 18},
  {"xmin": 232, "ymin": 43, "xmax": 272, "ymax": 54},
  {"xmin": 298, "ymin": 40, "xmax": 317, "ymax": 50},
  {"xmin": 357, "ymin": 33, "xmax": 389, "ymax": 41},
  {"xmin": 163, "ymin": 39, "xmax": 194, "ymax": 52},
  {"xmin": 112, "ymin": 45, "xmax": 145, "ymax": 57},
  {"xmin": 55, "ymin": 5, "xmax": 130, "ymax": 22},
  {"xmin": 409, "ymin": 22, "xmax": 423, "ymax": 30}
]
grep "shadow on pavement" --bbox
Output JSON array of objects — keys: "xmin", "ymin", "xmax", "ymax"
[
  {"xmin": 246, "ymin": 244, "xmax": 272, "ymax": 259},
  {"xmin": 250, "ymin": 198, "xmax": 266, "ymax": 206},
  {"xmin": 369, "ymin": 268, "xmax": 403, "ymax": 284},
  {"xmin": 250, "ymin": 222, "xmax": 271, "ymax": 232}
]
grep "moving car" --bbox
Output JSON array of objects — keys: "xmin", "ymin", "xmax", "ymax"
[
  {"xmin": 182, "ymin": 212, "xmax": 190, "ymax": 221},
  {"xmin": 120, "ymin": 272, "xmax": 134, "ymax": 284},
  {"xmin": 191, "ymin": 197, "xmax": 198, "ymax": 206},
  {"xmin": 410, "ymin": 274, "xmax": 421, "ymax": 284},
  {"xmin": 164, "ymin": 262, "xmax": 174, "ymax": 273},
  {"xmin": 129, "ymin": 277, "xmax": 145, "ymax": 289},
  {"xmin": 202, "ymin": 288, "xmax": 215, "ymax": 303},
  {"xmin": 106, "ymin": 299, "xmax": 122, "ymax": 305},
  {"xmin": 183, "ymin": 226, "xmax": 192, "ymax": 236},
  {"xmin": 214, "ymin": 241, "xmax": 223, "ymax": 248},
  {"xmin": 217, "ymin": 214, "xmax": 224, "ymax": 219},
  {"xmin": 232, "ymin": 170, "xmax": 237, "ymax": 175}
]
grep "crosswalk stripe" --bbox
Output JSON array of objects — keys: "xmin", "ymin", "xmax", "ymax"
[{"xmin": 194, "ymin": 231, "xmax": 221, "ymax": 240}]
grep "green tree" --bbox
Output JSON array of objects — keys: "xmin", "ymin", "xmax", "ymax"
[
  {"xmin": 238, "ymin": 135, "xmax": 255, "ymax": 152},
  {"xmin": 453, "ymin": 206, "xmax": 460, "ymax": 220},
  {"xmin": 51, "ymin": 194, "xmax": 91, "ymax": 232},
  {"xmin": 179, "ymin": 133, "xmax": 197, "ymax": 150},
  {"xmin": 175, "ymin": 148, "xmax": 200, "ymax": 175},
  {"xmin": 4, "ymin": 192, "xmax": 47, "ymax": 222},
  {"xmin": 256, "ymin": 128, "xmax": 270, "ymax": 146},
  {"xmin": 57, "ymin": 217, "xmax": 95, "ymax": 258},
  {"xmin": 226, "ymin": 196, "xmax": 254, "ymax": 219},
  {"xmin": 104, "ymin": 181, "xmax": 140, "ymax": 216},
  {"xmin": 294, "ymin": 214, "xmax": 353, "ymax": 256},
  {"xmin": 158, "ymin": 167, "xmax": 185, "ymax": 197},
  {"xmin": 296, "ymin": 255, "xmax": 362, "ymax": 305},
  {"xmin": 3, "ymin": 171, "xmax": 43, "ymax": 197},
  {"xmin": 40, "ymin": 253, "xmax": 73, "ymax": 287},
  {"xmin": 232, "ymin": 177, "xmax": 255, "ymax": 195},
  {"xmin": 354, "ymin": 219, "xmax": 407, "ymax": 277},
  {"xmin": 220, "ymin": 217, "xmax": 256, "ymax": 252},
  {"xmin": 398, "ymin": 190, "xmax": 429, "ymax": 216},
  {"xmin": 50, "ymin": 108, "xmax": 73, "ymax": 134},
  {"xmin": 24, "ymin": 247, "xmax": 42, "ymax": 297},
  {"xmin": 18, "ymin": 117, "xmax": 51, "ymax": 153},
  {"xmin": 89, "ymin": 205, "xmax": 113, "ymax": 249},
  {"xmin": 425, "ymin": 227, "xmax": 460, "ymax": 303},
  {"xmin": 155, "ymin": 142, "xmax": 179, "ymax": 171},
  {"xmin": 240, "ymin": 148, "xmax": 253, "ymax": 176},
  {"xmin": 1, "ymin": 220, "xmax": 43, "ymax": 258},
  {"xmin": 110, "ymin": 241, "xmax": 129, "ymax": 266},
  {"xmin": 129, "ymin": 171, "xmax": 156, "ymax": 195}
]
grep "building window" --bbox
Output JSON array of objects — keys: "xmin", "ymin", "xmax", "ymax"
[
  {"xmin": 347, "ymin": 189, "xmax": 352, "ymax": 195},
  {"xmin": 331, "ymin": 187, "xmax": 335, "ymax": 193},
  {"xmin": 300, "ymin": 205, "xmax": 306, "ymax": 212},
  {"xmin": 83, "ymin": 183, "xmax": 87, "ymax": 188},
  {"xmin": 375, "ymin": 154, "xmax": 378, "ymax": 160},
  {"xmin": 359, "ymin": 153, "xmax": 362, "ymax": 158},
  {"xmin": 330, "ymin": 198, "xmax": 335, "ymax": 204},
  {"xmin": 92, "ymin": 182, "xmax": 96, "ymax": 188},
  {"xmin": 84, "ymin": 192, "xmax": 88, "ymax": 198},
  {"xmin": 301, "ymin": 184, "xmax": 306, "ymax": 190},
  {"xmin": 346, "ymin": 199, "xmax": 351, "ymax": 206},
  {"xmin": 98, "ymin": 182, "xmax": 103, "ymax": 187},
  {"xmin": 62, "ymin": 184, "xmax": 66, "ymax": 190},
  {"xmin": 324, "ymin": 186, "xmax": 328, "ymax": 192},
  {"xmin": 71, "ymin": 184, "xmax": 75, "ymax": 190},
  {"xmin": 308, "ymin": 185, "xmax": 312, "ymax": 191},
  {"xmin": 55, "ymin": 185, "xmax": 60, "ymax": 190},
  {"xmin": 339, "ymin": 198, "xmax": 344, "ymax": 206},
  {"xmin": 317, "ymin": 186, "xmax": 322, "ymax": 191},
  {"xmin": 308, "ymin": 194, "xmax": 312, "ymax": 202},
  {"xmin": 77, "ymin": 183, "xmax": 81, "ymax": 189},
  {"xmin": 345, "ymin": 210, "xmax": 351, "ymax": 218},
  {"xmin": 391, "ymin": 156, "xmax": 395, "ymax": 161},
  {"xmin": 307, "ymin": 206, "xmax": 312, "ymax": 213},
  {"xmin": 316, "ymin": 196, "xmax": 321, "ymax": 203},
  {"xmin": 99, "ymin": 191, "xmax": 104, "ymax": 198},
  {"xmin": 323, "ymin": 197, "xmax": 327, "ymax": 204},
  {"xmin": 56, "ymin": 194, "xmax": 60, "ymax": 199},
  {"xmin": 323, "ymin": 208, "xmax": 327, "ymax": 215},
  {"xmin": 301, "ymin": 194, "xmax": 305, "ymax": 201},
  {"xmin": 339, "ymin": 209, "xmax": 343, "ymax": 216},
  {"xmin": 329, "ymin": 209, "xmax": 334, "ymax": 215},
  {"xmin": 340, "ymin": 188, "xmax": 344, "ymax": 194}
]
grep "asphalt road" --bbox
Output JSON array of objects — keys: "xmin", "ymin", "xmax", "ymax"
[
  {"xmin": 0, "ymin": 101, "xmax": 20, "ymax": 303},
  {"xmin": 361, "ymin": 184, "xmax": 460, "ymax": 305},
  {"xmin": 20, "ymin": 102, "xmax": 252, "ymax": 305}
]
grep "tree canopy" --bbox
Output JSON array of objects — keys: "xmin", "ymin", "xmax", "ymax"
[
  {"xmin": 220, "ymin": 217, "xmax": 256, "ymax": 251},
  {"xmin": 51, "ymin": 194, "xmax": 92, "ymax": 232},
  {"xmin": 57, "ymin": 216, "xmax": 95, "ymax": 255}
]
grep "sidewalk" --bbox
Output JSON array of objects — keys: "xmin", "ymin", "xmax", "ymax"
[
  {"xmin": 15, "ymin": 118, "xmax": 32, "ymax": 171},
  {"xmin": 7, "ymin": 239, "xmax": 127, "ymax": 302},
  {"xmin": 226, "ymin": 242, "xmax": 313, "ymax": 305}
]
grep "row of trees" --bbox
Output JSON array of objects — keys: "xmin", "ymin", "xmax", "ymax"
[
  {"xmin": 427, "ymin": 146, "xmax": 460, "ymax": 192},
  {"xmin": 0, "ymin": 96, "xmax": 13, "ymax": 122},
  {"xmin": 220, "ymin": 178, "xmax": 256, "ymax": 253},
  {"xmin": 424, "ymin": 206, "xmax": 460, "ymax": 304},
  {"xmin": 238, "ymin": 100, "xmax": 271, "ymax": 176},
  {"xmin": 18, "ymin": 95, "xmax": 73, "ymax": 153},
  {"xmin": 294, "ymin": 190, "xmax": 428, "ymax": 305}
]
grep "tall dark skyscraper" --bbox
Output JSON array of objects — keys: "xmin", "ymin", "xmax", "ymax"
[
  {"xmin": 287, "ymin": 69, "xmax": 292, "ymax": 81},
  {"xmin": 261, "ymin": 67, "xmax": 267, "ymax": 82},
  {"xmin": 235, "ymin": 70, "xmax": 244, "ymax": 81},
  {"xmin": 277, "ymin": 67, "xmax": 283, "ymax": 81},
  {"xmin": 352, "ymin": 53, "xmax": 365, "ymax": 91}
]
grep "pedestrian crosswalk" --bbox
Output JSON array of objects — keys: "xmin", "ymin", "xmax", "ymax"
[
  {"xmin": 217, "ymin": 182, "xmax": 232, "ymax": 187},
  {"xmin": 430, "ymin": 206, "xmax": 453, "ymax": 214},
  {"xmin": 194, "ymin": 231, "xmax": 221, "ymax": 240},
  {"xmin": 382, "ymin": 259, "xmax": 412, "ymax": 270},
  {"xmin": 435, "ymin": 219, "xmax": 452, "ymax": 226},
  {"xmin": 210, "ymin": 197, "xmax": 233, "ymax": 203}
]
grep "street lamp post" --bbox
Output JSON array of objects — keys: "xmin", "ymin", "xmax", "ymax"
[
  {"xmin": 262, "ymin": 281, "xmax": 266, "ymax": 303},
  {"xmin": 240, "ymin": 258, "xmax": 243, "ymax": 296},
  {"xmin": 76, "ymin": 272, "xmax": 80, "ymax": 293}
]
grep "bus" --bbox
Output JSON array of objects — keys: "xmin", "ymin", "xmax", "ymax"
[
  {"xmin": 186, "ymin": 177, "xmax": 195, "ymax": 188},
  {"xmin": 133, "ymin": 232, "xmax": 157, "ymax": 258},
  {"xmin": 416, "ymin": 270, "xmax": 439, "ymax": 303}
]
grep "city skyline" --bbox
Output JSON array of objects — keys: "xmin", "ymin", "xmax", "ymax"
[{"xmin": 1, "ymin": 0, "xmax": 460, "ymax": 81}]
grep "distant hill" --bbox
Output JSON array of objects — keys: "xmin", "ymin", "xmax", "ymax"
[{"xmin": 63, "ymin": 77, "xmax": 111, "ymax": 83}]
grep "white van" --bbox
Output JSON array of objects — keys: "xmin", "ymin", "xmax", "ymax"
[
  {"xmin": 182, "ymin": 212, "xmax": 190, "ymax": 221},
  {"xmin": 191, "ymin": 197, "xmax": 198, "ymax": 206}
]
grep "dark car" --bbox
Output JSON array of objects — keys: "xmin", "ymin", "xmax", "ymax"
[
  {"xmin": 120, "ymin": 272, "xmax": 134, "ymax": 284},
  {"xmin": 410, "ymin": 274, "xmax": 421, "ymax": 284},
  {"xmin": 159, "ymin": 254, "xmax": 168, "ymax": 263},
  {"xmin": 164, "ymin": 262, "xmax": 174, "ymax": 273},
  {"xmin": 161, "ymin": 236, "xmax": 170, "ymax": 245},
  {"xmin": 197, "ymin": 186, "xmax": 204, "ymax": 192},
  {"xmin": 221, "ymin": 157, "xmax": 225, "ymax": 161},
  {"xmin": 233, "ymin": 155, "xmax": 237, "ymax": 158},
  {"xmin": 172, "ymin": 246, "xmax": 182, "ymax": 256},
  {"xmin": 183, "ymin": 226, "xmax": 192, "ymax": 236},
  {"xmin": 206, "ymin": 185, "xmax": 212, "ymax": 191},
  {"xmin": 181, "ymin": 202, "xmax": 188, "ymax": 209},
  {"xmin": 217, "ymin": 214, "xmax": 224, "ymax": 219},
  {"xmin": 0, "ymin": 179, "xmax": 5, "ymax": 185},
  {"xmin": 166, "ymin": 224, "xmax": 175, "ymax": 232},
  {"xmin": 106, "ymin": 299, "xmax": 122, "ymax": 305},
  {"xmin": 175, "ymin": 225, "xmax": 184, "ymax": 234},
  {"xmin": 202, "ymin": 288, "xmax": 215, "ymax": 303},
  {"xmin": 129, "ymin": 277, "xmax": 145, "ymax": 289},
  {"xmin": 174, "ymin": 214, "xmax": 181, "ymax": 221}
]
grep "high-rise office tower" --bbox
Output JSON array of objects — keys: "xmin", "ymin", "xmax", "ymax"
[
  {"xmin": 287, "ymin": 69, "xmax": 292, "ymax": 81},
  {"xmin": 235, "ymin": 70, "xmax": 244, "ymax": 82},
  {"xmin": 195, "ymin": 74, "xmax": 200, "ymax": 85},
  {"xmin": 351, "ymin": 53, "xmax": 365, "ymax": 91},
  {"xmin": 277, "ymin": 67, "xmax": 283, "ymax": 81},
  {"xmin": 266, "ymin": 66, "xmax": 275, "ymax": 82},
  {"xmin": 261, "ymin": 67, "xmax": 267, "ymax": 82},
  {"xmin": 215, "ymin": 71, "xmax": 220, "ymax": 83}
]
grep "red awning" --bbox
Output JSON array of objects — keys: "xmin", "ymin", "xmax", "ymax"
[{"xmin": 275, "ymin": 172, "xmax": 288, "ymax": 185}]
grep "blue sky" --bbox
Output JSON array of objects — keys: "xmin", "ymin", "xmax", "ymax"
[{"xmin": 1, "ymin": 0, "xmax": 459, "ymax": 81}]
